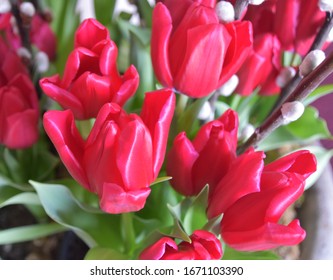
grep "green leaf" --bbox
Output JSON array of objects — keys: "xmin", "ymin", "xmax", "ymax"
[
  {"xmin": 304, "ymin": 84, "xmax": 333, "ymax": 106},
  {"xmin": 0, "ymin": 223, "xmax": 66, "ymax": 245},
  {"xmin": 150, "ymin": 176, "xmax": 172, "ymax": 186},
  {"xmin": 85, "ymin": 247, "xmax": 128, "ymax": 260},
  {"xmin": 94, "ymin": 0, "xmax": 116, "ymax": 26},
  {"xmin": 223, "ymin": 245, "xmax": 280, "ymax": 260},
  {"xmin": 285, "ymin": 106, "xmax": 331, "ymax": 140},
  {"xmin": 30, "ymin": 181, "xmax": 122, "ymax": 249},
  {"xmin": 0, "ymin": 192, "xmax": 40, "ymax": 208},
  {"xmin": 137, "ymin": 0, "xmax": 153, "ymax": 27},
  {"xmin": 117, "ymin": 19, "xmax": 151, "ymax": 46}
]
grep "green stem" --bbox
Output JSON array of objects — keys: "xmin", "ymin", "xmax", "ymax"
[{"xmin": 121, "ymin": 212, "xmax": 136, "ymax": 254}]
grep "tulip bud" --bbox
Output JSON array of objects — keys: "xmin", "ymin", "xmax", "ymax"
[
  {"xmin": 35, "ymin": 51, "xmax": 49, "ymax": 73},
  {"xmin": 299, "ymin": 50, "xmax": 325, "ymax": 77},
  {"xmin": 20, "ymin": 2, "xmax": 36, "ymax": 17},
  {"xmin": 276, "ymin": 67, "xmax": 296, "ymax": 88},
  {"xmin": 0, "ymin": 0, "xmax": 11, "ymax": 13},
  {"xmin": 318, "ymin": 0, "xmax": 333, "ymax": 12},
  {"xmin": 281, "ymin": 101, "xmax": 304, "ymax": 124},
  {"xmin": 198, "ymin": 101, "xmax": 214, "ymax": 121},
  {"xmin": 215, "ymin": 1, "xmax": 235, "ymax": 23},
  {"xmin": 249, "ymin": 0, "xmax": 265, "ymax": 5},
  {"xmin": 217, "ymin": 75, "xmax": 239, "ymax": 96}
]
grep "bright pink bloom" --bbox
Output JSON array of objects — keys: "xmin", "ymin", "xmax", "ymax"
[
  {"xmin": 40, "ymin": 19, "xmax": 139, "ymax": 120},
  {"xmin": 43, "ymin": 89, "xmax": 175, "ymax": 214},
  {"xmin": 245, "ymin": 0, "xmax": 326, "ymax": 56},
  {"xmin": 0, "ymin": 40, "xmax": 39, "ymax": 149},
  {"xmin": 221, "ymin": 150, "xmax": 316, "ymax": 251},
  {"xmin": 151, "ymin": 0, "xmax": 252, "ymax": 98},
  {"xmin": 167, "ymin": 109, "xmax": 239, "ymax": 196},
  {"xmin": 139, "ymin": 230, "xmax": 222, "ymax": 260},
  {"xmin": 236, "ymin": 33, "xmax": 282, "ymax": 95}
]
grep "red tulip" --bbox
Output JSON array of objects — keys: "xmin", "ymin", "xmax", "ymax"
[
  {"xmin": 245, "ymin": 0, "xmax": 326, "ymax": 56},
  {"xmin": 221, "ymin": 150, "xmax": 317, "ymax": 251},
  {"xmin": 167, "ymin": 109, "xmax": 239, "ymax": 196},
  {"xmin": 236, "ymin": 33, "xmax": 282, "ymax": 95},
  {"xmin": 43, "ymin": 89, "xmax": 175, "ymax": 214},
  {"xmin": 0, "ymin": 40, "xmax": 39, "ymax": 149},
  {"xmin": 151, "ymin": 1, "xmax": 252, "ymax": 98},
  {"xmin": 139, "ymin": 230, "xmax": 222, "ymax": 260},
  {"xmin": 40, "ymin": 18, "xmax": 139, "ymax": 120}
]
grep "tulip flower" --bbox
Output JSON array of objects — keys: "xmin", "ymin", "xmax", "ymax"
[
  {"xmin": 167, "ymin": 109, "xmax": 239, "ymax": 196},
  {"xmin": 236, "ymin": 33, "xmax": 282, "ymax": 95},
  {"xmin": 0, "ymin": 40, "xmax": 39, "ymax": 149},
  {"xmin": 139, "ymin": 230, "xmax": 222, "ymax": 260},
  {"xmin": 220, "ymin": 150, "xmax": 316, "ymax": 251},
  {"xmin": 43, "ymin": 89, "xmax": 175, "ymax": 214},
  {"xmin": 40, "ymin": 18, "xmax": 139, "ymax": 120},
  {"xmin": 151, "ymin": 0, "xmax": 252, "ymax": 98},
  {"xmin": 245, "ymin": 0, "xmax": 326, "ymax": 56}
]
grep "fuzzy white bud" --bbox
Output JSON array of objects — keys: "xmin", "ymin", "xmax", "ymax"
[
  {"xmin": 35, "ymin": 52, "xmax": 49, "ymax": 73},
  {"xmin": 249, "ymin": 0, "xmax": 265, "ymax": 5},
  {"xmin": 299, "ymin": 50, "xmax": 325, "ymax": 77},
  {"xmin": 215, "ymin": 1, "xmax": 235, "ymax": 23},
  {"xmin": 217, "ymin": 75, "xmax": 239, "ymax": 96},
  {"xmin": 0, "ymin": 0, "xmax": 11, "ymax": 13},
  {"xmin": 281, "ymin": 101, "xmax": 304, "ymax": 124},
  {"xmin": 318, "ymin": 0, "xmax": 333, "ymax": 12},
  {"xmin": 276, "ymin": 67, "xmax": 296, "ymax": 88},
  {"xmin": 17, "ymin": 47, "xmax": 32, "ymax": 60},
  {"xmin": 20, "ymin": 2, "xmax": 36, "ymax": 17},
  {"xmin": 198, "ymin": 101, "xmax": 214, "ymax": 121},
  {"xmin": 239, "ymin": 124, "xmax": 255, "ymax": 141}
]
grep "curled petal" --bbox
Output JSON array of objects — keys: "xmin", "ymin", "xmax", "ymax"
[
  {"xmin": 264, "ymin": 150, "xmax": 317, "ymax": 179},
  {"xmin": 100, "ymin": 183, "xmax": 151, "ymax": 214},
  {"xmin": 139, "ymin": 237, "xmax": 178, "ymax": 260},
  {"xmin": 43, "ymin": 110, "xmax": 89, "ymax": 190},
  {"xmin": 223, "ymin": 219, "xmax": 305, "ymax": 251}
]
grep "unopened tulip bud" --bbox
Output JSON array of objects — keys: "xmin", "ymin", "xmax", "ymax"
[
  {"xmin": 249, "ymin": 0, "xmax": 265, "ymax": 5},
  {"xmin": 318, "ymin": 0, "xmax": 333, "ymax": 12},
  {"xmin": 217, "ymin": 75, "xmax": 239, "ymax": 96},
  {"xmin": 215, "ymin": 1, "xmax": 235, "ymax": 23},
  {"xmin": 35, "ymin": 52, "xmax": 49, "ymax": 73},
  {"xmin": 276, "ymin": 67, "xmax": 296, "ymax": 88},
  {"xmin": 239, "ymin": 123, "xmax": 255, "ymax": 141},
  {"xmin": 198, "ymin": 101, "xmax": 214, "ymax": 121},
  {"xmin": 299, "ymin": 50, "xmax": 325, "ymax": 77},
  {"xmin": 20, "ymin": 2, "xmax": 36, "ymax": 17},
  {"xmin": 281, "ymin": 101, "xmax": 304, "ymax": 124},
  {"xmin": 0, "ymin": 0, "xmax": 11, "ymax": 13}
]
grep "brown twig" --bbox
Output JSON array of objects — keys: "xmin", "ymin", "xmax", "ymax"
[{"xmin": 237, "ymin": 51, "xmax": 333, "ymax": 154}]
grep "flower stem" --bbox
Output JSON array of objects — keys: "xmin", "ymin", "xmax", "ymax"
[
  {"xmin": 121, "ymin": 212, "xmax": 136, "ymax": 254},
  {"xmin": 237, "ymin": 51, "xmax": 333, "ymax": 154}
]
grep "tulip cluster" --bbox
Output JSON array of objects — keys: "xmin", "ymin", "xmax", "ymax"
[{"xmin": 3, "ymin": 0, "xmax": 324, "ymax": 261}]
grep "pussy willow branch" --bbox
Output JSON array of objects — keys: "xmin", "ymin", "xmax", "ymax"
[
  {"xmin": 237, "ymin": 51, "xmax": 333, "ymax": 155},
  {"xmin": 234, "ymin": 0, "xmax": 249, "ymax": 20},
  {"xmin": 269, "ymin": 12, "xmax": 333, "ymax": 114}
]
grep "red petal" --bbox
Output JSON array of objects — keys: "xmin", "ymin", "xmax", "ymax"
[
  {"xmin": 174, "ymin": 24, "xmax": 228, "ymax": 97},
  {"xmin": 43, "ymin": 110, "xmax": 89, "ymax": 190},
  {"xmin": 75, "ymin": 18, "xmax": 109, "ymax": 50},
  {"xmin": 140, "ymin": 89, "xmax": 175, "ymax": 178},
  {"xmin": 166, "ymin": 132, "xmax": 199, "ymax": 196},
  {"xmin": 151, "ymin": 3, "xmax": 173, "ymax": 87},
  {"xmin": 139, "ymin": 237, "xmax": 178, "ymax": 260},
  {"xmin": 207, "ymin": 150, "xmax": 264, "ymax": 218}
]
